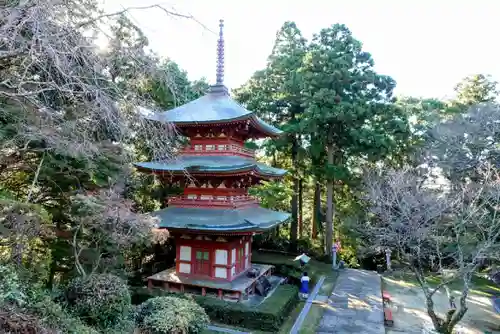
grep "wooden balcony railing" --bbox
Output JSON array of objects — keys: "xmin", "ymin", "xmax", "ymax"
[
  {"xmin": 181, "ymin": 144, "xmax": 255, "ymax": 158},
  {"xmin": 168, "ymin": 195, "xmax": 259, "ymax": 209}
]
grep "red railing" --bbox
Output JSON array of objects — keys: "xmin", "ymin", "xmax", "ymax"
[
  {"xmin": 181, "ymin": 144, "xmax": 254, "ymax": 158},
  {"xmin": 168, "ymin": 195, "xmax": 259, "ymax": 208}
]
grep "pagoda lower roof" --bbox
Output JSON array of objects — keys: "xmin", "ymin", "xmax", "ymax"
[
  {"xmin": 134, "ymin": 155, "xmax": 286, "ymax": 178},
  {"xmin": 151, "ymin": 205, "xmax": 290, "ymax": 233},
  {"xmin": 143, "ymin": 87, "xmax": 282, "ymax": 137}
]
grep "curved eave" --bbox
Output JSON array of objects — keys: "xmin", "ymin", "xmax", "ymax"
[
  {"xmin": 134, "ymin": 162, "xmax": 287, "ymax": 179},
  {"xmin": 154, "ymin": 213, "xmax": 291, "ymax": 235},
  {"xmin": 251, "ymin": 116, "xmax": 283, "ymax": 138},
  {"xmin": 145, "ymin": 108, "xmax": 283, "ymax": 139}
]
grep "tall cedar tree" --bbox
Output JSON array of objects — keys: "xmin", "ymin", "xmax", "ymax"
[
  {"xmin": 235, "ymin": 22, "xmax": 307, "ymax": 248},
  {"xmin": 301, "ymin": 24, "xmax": 410, "ymax": 255}
]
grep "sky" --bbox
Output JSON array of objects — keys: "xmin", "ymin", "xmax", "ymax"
[{"xmin": 103, "ymin": 0, "xmax": 500, "ymax": 99}]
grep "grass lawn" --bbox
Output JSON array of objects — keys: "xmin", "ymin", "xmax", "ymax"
[
  {"xmin": 297, "ymin": 302, "xmax": 324, "ymax": 334},
  {"xmin": 252, "ymin": 251, "xmax": 339, "ymax": 334},
  {"xmin": 386, "ymin": 270, "xmax": 500, "ymax": 297},
  {"xmin": 279, "ymin": 301, "xmax": 305, "ymax": 333},
  {"xmin": 297, "ymin": 273, "xmax": 338, "ymax": 334}
]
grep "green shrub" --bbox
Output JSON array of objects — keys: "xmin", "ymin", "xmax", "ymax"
[
  {"xmin": 0, "ymin": 264, "xmax": 27, "ymax": 307},
  {"xmin": 136, "ymin": 296, "xmax": 209, "ymax": 334},
  {"xmin": 0, "ymin": 265, "xmax": 98, "ymax": 333},
  {"xmin": 65, "ymin": 273, "xmax": 132, "ymax": 329},
  {"xmin": 106, "ymin": 318, "xmax": 136, "ymax": 334},
  {"xmin": 30, "ymin": 294, "xmax": 100, "ymax": 334},
  {"xmin": 130, "ymin": 284, "xmax": 299, "ymax": 332}
]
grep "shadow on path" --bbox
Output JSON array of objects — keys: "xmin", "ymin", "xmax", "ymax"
[{"xmin": 316, "ymin": 269, "xmax": 384, "ymax": 334}]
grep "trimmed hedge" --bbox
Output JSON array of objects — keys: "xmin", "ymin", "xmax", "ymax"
[
  {"xmin": 195, "ymin": 284, "xmax": 298, "ymax": 331},
  {"xmin": 251, "ymin": 254, "xmax": 321, "ymax": 287},
  {"xmin": 130, "ymin": 286, "xmax": 187, "ymax": 305},
  {"xmin": 130, "ymin": 284, "xmax": 299, "ymax": 332}
]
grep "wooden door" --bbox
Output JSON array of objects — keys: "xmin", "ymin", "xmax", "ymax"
[
  {"xmin": 235, "ymin": 247, "xmax": 244, "ymax": 273},
  {"xmin": 194, "ymin": 249, "xmax": 210, "ymax": 276}
]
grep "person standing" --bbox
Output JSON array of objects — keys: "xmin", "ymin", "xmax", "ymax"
[{"xmin": 300, "ymin": 272, "xmax": 310, "ymax": 298}]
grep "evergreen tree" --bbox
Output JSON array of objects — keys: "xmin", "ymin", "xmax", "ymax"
[
  {"xmin": 236, "ymin": 22, "xmax": 308, "ymax": 248},
  {"xmin": 301, "ymin": 24, "xmax": 410, "ymax": 255}
]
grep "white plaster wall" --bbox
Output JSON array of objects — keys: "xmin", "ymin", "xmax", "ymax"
[
  {"xmin": 215, "ymin": 267, "xmax": 227, "ymax": 279},
  {"xmin": 179, "ymin": 263, "xmax": 191, "ymax": 274},
  {"xmin": 231, "ymin": 249, "xmax": 236, "ymax": 264},
  {"xmin": 245, "ymin": 242, "xmax": 249, "ymax": 256},
  {"xmin": 179, "ymin": 246, "xmax": 191, "ymax": 261},
  {"xmin": 215, "ymin": 249, "xmax": 228, "ymax": 265},
  {"xmin": 231, "ymin": 266, "xmax": 235, "ymax": 276}
]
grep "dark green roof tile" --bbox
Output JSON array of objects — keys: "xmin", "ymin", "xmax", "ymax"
[
  {"xmin": 152, "ymin": 206, "xmax": 290, "ymax": 232},
  {"xmin": 144, "ymin": 90, "xmax": 282, "ymax": 136},
  {"xmin": 134, "ymin": 155, "xmax": 286, "ymax": 177}
]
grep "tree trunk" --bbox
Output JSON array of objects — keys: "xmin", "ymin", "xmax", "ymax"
[
  {"xmin": 290, "ymin": 179, "xmax": 298, "ymax": 249},
  {"xmin": 289, "ymin": 136, "xmax": 299, "ymax": 250},
  {"xmin": 312, "ymin": 181, "xmax": 321, "ymax": 239},
  {"xmin": 47, "ymin": 259, "xmax": 57, "ymax": 289},
  {"xmin": 425, "ymin": 294, "xmax": 447, "ymax": 332},
  {"xmin": 325, "ymin": 143, "xmax": 335, "ymax": 256},
  {"xmin": 11, "ymin": 241, "xmax": 23, "ymax": 265},
  {"xmin": 298, "ymin": 178, "xmax": 303, "ymax": 238},
  {"xmin": 444, "ymin": 276, "xmax": 470, "ymax": 333}
]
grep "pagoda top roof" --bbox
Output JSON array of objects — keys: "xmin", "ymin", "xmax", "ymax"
[
  {"xmin": 143, "ymin": 20, "xmax": 283, "ymax": 138},
  {"xmin": 134, "ymin": 155, "xmax": 286, "ymax": 178},
  {"xmin": 144, "ymin": 87, "xmax": 283, "ymax": 138},
  {"xmin": 151, "ymin": 206, "xmax": 290, "ymax": 233}
]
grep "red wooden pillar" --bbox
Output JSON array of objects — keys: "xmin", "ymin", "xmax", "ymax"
[
  {"xmin": 248, "ymin": 235, "xmax": 253, "ymax": 266},
  {"xmin": 210, "ymin": 247, "xmax": 216, "ymax": 279},
  {"xmin": 226, "ymin": 244, "xmax": 233, "ymax": 280},
  {"xmin": 175, "ymin": 237, "xmax": 181, "ymax": 274},
  {"xmin": 147, "ymin": 279, "xmax": 153, "ymax": 290}
]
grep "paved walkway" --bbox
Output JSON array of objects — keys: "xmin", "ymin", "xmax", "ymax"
[{"xmin": 316, "ymin": 269, "xmax": 385, "ymax": 334}]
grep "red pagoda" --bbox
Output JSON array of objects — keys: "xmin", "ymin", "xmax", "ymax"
[{"xmin": 135, "ymin": 20, "xmax": 290, "ymax": 301}]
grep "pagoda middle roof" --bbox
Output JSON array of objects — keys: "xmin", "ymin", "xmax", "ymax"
[
  {"xmin": 152, "ymin": 206, "xmax": 290, "ymax": 232},
  {"xmin": 134, "ymin": 155, "xmax": 286, "ymax": 178},
  {"xmin": 144, "ymin": 89, "xmax": 282, "ymax": 137}
]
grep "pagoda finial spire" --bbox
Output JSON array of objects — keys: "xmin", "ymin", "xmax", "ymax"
[{"xmin": 216, "ymin": 19, "xmax": 225, "ymax": 85}]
